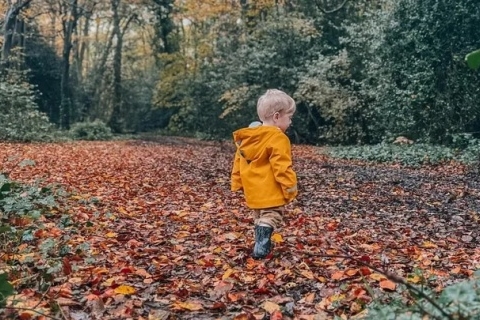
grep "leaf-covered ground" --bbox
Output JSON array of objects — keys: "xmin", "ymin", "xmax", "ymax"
[{"xmin": 1, "ymin": 138, "xmax": 480, "ymax": 319}]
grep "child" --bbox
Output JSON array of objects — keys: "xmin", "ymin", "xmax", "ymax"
[{"xmin": 231, "ymin": 89, "xmax": 298, "ymax": 259}]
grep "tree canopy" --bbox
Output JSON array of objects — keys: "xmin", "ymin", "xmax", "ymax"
[{"xmin": 0, "ymin": 0, "xmax": 479, "ymax": 144}]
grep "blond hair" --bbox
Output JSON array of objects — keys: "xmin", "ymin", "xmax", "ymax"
[{"xmin": 257, "ymin": 89, "xmax": 296, "ymax": 122}]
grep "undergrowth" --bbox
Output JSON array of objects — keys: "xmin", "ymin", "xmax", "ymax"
[
  {"xmin": 0, "ymin": 173, "xmax": 91, "ymax": 318},
  {"xmin": 363, "ymin": 270, "xmax": 480, "ymax": 319},
  {"xmin": 326, "ymin": 140, "xmax": 480, "ymax": 166}
]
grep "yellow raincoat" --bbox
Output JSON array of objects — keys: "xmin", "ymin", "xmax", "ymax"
[{"xmin": 231, "ymin": 126, "xmax": 297, "ymax": 209}]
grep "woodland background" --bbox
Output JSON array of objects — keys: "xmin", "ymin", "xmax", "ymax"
[{"xmin": 1, "ymin": 0, "xmax": 480, "ymax": 146}]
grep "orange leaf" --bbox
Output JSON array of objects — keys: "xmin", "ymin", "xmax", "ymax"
[
  {"xmin": 379, "ymin": 280, "xmax": 396, "ymax": 291},
  {"xmin": 271, "ymin": 233, "xmax": 283, "ymax": 243},
  {"xmin": 172, "ymin": 301, "xmax": 204, "ymax": 311},
  {"xmin": 345, "ymin": 269, "xmax": 358, "ymax": 277},
  {"xmin": 227, "ymin": 292, "xmax": 242, "ymax": 302},
  {"xmin": 422, "ymin": 241, "xmax": 437, "ymax": 248},
  {"xmin": 233, "ymin": 313, "xmax": 256, "ymax": 320},
  {"xmin": 263, "ymin": 301, "xmax": 280, "ymax": 314},
  {"xmin": 369, "ymin": 273, "xmax": 386, "ymax": 281},
  {"xmin": 326, "ymin": 222, "xmax": 338, "ymax": 231},
  {"xmin": 331, "ymin": 271, "xmax": 344, "ymax": 280},
  {"xmin": 114, "ymin": 285, "xmax": 136, "ymax": 295},
  {"xmin": 451, "ymin": 267, "xmax": 461, "ymax": 274},
  {"xmin": 222, "ymin": 268, "xmax": 234, "ymax": 280},
  {"xmin": 303, "ymin": 292, "xmax": 315, "ymax": 303}
]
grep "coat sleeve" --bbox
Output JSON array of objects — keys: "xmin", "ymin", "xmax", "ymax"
[
  {"xmin": 269, "ymin": 135, "xmax": 297, "ymax": 202},
  {"xmin": 231, "ymin": 149, "xmax": 243, "ymax": 192}
]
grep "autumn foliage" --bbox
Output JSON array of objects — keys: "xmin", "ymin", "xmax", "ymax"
[{"xmin": 1, "ymin": 138, "xmax": 480, "ymax": 319}]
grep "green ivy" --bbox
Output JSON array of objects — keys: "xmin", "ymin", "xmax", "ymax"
[
  {"xmin": 0, "ymin": 173, "xmax": 85, "ymax": 305},
  {"xmin": 326, "ymin": 142, "xmax": 480, "ymax": 166},
  {"xmin": 0, "ymin": 273, "xmax": 14, "ymax": 307},
  {"xmin": 364, "ymin": 271, "xmax": 480, "ymax": 319}
]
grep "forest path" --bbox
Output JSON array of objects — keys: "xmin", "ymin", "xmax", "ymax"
[{"xmin": 1, "ymin": 138, "xmax": 479, "ymax": 319}]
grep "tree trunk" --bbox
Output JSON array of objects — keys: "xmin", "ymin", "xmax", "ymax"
[
  {"xmin": 108, "ymin": 0, "xmax": 123, "ymax": 133},
  {"xmin": 108, "ymin": 0, "xmax": 135, "ymax": 133},
  {"xmin": 152, "ymin": 0, "xmax": 177, "ymax": 56},
  {"xmin": 60, "ymin": 0, "xmax": 79, "ymax": 129},
  {"xmin": 1, "ymin": 0, "xmax": 32, "ymax": 69},
  {"xmin": 2, "ymin": 8, "xmax": 17, "ymax": 64},
  {"xmin": 74, "ymin": 13, "xmax": 91, "ymax": 83}
]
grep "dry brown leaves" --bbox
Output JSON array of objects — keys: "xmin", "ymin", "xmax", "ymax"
[{"xmin": 1, "ymin": 137, "xmax": 480, "ymax": 319}]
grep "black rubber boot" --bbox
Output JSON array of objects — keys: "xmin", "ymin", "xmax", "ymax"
[{"xmin": 252, "ymin": 225, "xmax": 274, "ymax": 259}]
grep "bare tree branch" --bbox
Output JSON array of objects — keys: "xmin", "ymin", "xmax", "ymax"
[{"xmin": 316, "ymin": 0, "xmax": 348, "ymax": 14}]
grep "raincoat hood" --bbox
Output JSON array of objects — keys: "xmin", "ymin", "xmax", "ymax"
[{"xmin": 233, "ymin": 126, "xmax": 283, "ymax": 162}]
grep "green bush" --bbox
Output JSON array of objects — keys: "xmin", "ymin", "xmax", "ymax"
[
  {"xmin": 0, "ymin": 55, "xmax": 57, "ymax": 142},
  {"xmin": 364, "ymin": 271, "xmax": 480, "ymax": 319},
  {"xmin": 326, "ymin": 143, "xmax": 462, "ymax": 166},
  {"xmin": 69, "ymin": 120, "xmax": 113, "ymax": 141},
  {"xmin": 0, "ymin": 81, "xmax": 55, "ymax": 142},
  {"xmin": 294, "ymin": 50, "xmax": 364, "ymax": 145},
  {"xmin": 363, "ymin": 0, "xmax": 480, "ymax": 144}
]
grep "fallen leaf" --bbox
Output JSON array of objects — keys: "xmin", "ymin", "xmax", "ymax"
[
  {"xmin": 304, "ymin": 292, "xmax": 315, "ymax": 303},
  {"xmin": 331, "ymin": 271, "xmax": 344, "ymax": 280},
  {"xmin": 451, "ymin": 267, "xmax": 461, "ymax": 274},
  {"xmin": 345, "ymin": 269, "xmax": 358, "ymax": 277},
  {"xmin": 379, "ymin": 280, "xmax": 396, "ymax": 291},
  {"xmin": 407, "ymin": 275, "xmax": 422, "ymax": 284},
  {"xmin": 171, "ymin": 301, "xmax": 203, "ymax": 311},
  {"xmin": 369, "ymin": 273, "xmax": 386, "ymax": 281},
  {"xmin": 359, "ymin": 267, "xmax": 371, "ymax": 276},
  {"xmin": 422, "ymin": 241, "xmax": 437, "ymax": 248},
  {"xmin": 233, "ymin": 313, "xmax": 256, "ymax": 320},
  {"xmin": 210, "ymin": 301, "xmax": 227, "ymax": 311},
  {"xmin": 114, "ymin": 285, "xmax": 136, "ymax": 295},
  {"xmin": 222, "ymin": 268, "xmax": 234, "ymax": 280},
  {"xmin": 271, "ymin": 233, "xmax": 283, "ymax": 243},
  {"xmin": 56, "ymin": 297, "xmax": 81, "ymax": 306},
  {"xmin": 210, "ymin": 281, "xmax": 233, "ymax": 299},
  {"xmin": 148, "ymin": 309, "xmax": 170, "ymax": 320},
  {"xmin": 263, "ymin": 301, "xmax": 280, "ymax": 314}
]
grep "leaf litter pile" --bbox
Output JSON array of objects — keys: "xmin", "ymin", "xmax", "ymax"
[{"xmin": 1, "ymin": 138, "xmax": 480, "ymax": 319}]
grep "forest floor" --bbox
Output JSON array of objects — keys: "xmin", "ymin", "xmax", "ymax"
[{"xmin": 1, "ymin": 137, "xmax": 480, "ymax": 319}]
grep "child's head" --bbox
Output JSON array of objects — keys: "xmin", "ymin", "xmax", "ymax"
[{"xmin": 257, "ymin": 89, "xmax": 296, "ymax": 132}]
